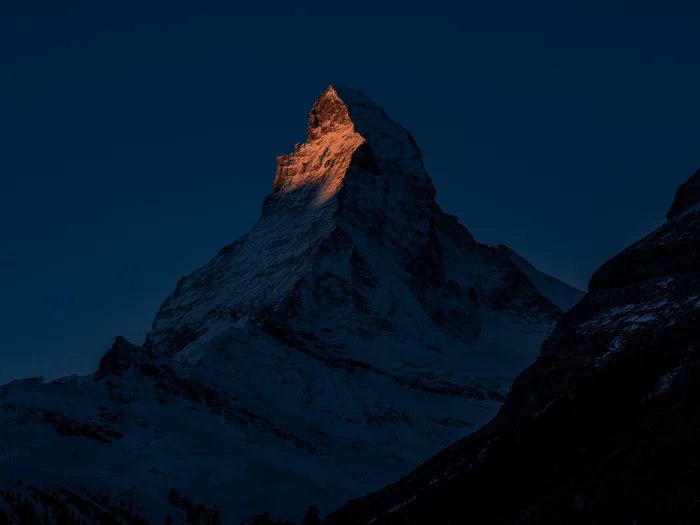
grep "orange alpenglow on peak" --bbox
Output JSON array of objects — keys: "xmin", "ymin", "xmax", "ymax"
[
  {"xmin": 272, "ymin": 86, "xmax": 366, "ymax": 203},
  {"xmin": 271, "ymin": 85, "xmax": 431, "ymax": 206}
]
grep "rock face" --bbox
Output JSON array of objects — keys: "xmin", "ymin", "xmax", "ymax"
[
  {"xmin": 666, "ymin": 167, "xmax": 700, "ymax": 220},
  {"xmin": 0, "ymin": 86, "xmax": 582, "ymax": 524},
  {"xmin": 96, "ymin": 336, "xmax": 138, "ymax": 378},
  {"xmin": 325, "ymin": 168, "xmax": 700, "ymax": 525}
]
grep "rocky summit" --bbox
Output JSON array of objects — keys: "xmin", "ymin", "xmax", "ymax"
[
  {"xmin": 325, "ymin": 167, "xmax": 700, "ymax": 525},
  {"xmin": 0, "ymin": 86, "xmax": 581, "ymax": 524}
]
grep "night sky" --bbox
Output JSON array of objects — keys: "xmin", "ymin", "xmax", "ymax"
[{"xmin": 2, "ymin": 2, "xmax": 699, "ymax": 385}]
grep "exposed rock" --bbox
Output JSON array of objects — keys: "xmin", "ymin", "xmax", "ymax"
[
  {"xmin": 96, "ymin": 336, "xmax": 137, "ymax": 378},
  {"xmin": 667, "ymin": 167, "xmax": 700, "ymax": 219}
]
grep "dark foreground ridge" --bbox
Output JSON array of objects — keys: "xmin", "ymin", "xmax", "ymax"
[{"xmin": 325, "ymin": 167, "xmax": 700, "ymax": 525}]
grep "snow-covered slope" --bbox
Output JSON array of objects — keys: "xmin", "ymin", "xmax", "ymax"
[{"xmin": 0, "ymin": 85, "xmax": 583, "ymax": 525}]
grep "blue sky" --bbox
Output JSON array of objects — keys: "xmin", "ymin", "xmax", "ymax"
[{"xmin": 1, "ymin": 1, "xmax": 699, "ymax": 383}]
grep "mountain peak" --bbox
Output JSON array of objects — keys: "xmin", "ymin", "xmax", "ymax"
[
  {"xmin": 148, "ymin": 85, "xmax": 579, "ymax": 362},
  {"xmin": 271, "ymin": 85, "xmax": 432, "ymax": 203},
  {"xmin": 309, "ymin": 85, "xmax": 384, "ymax": 135},
  {"xmin": 325, "ymin": 84, "xmax": 378, "ymax": 107}
]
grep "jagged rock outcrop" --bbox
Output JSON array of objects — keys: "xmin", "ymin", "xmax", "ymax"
[
  {"xmin": 0, "ymin": 86, "xmax": 582, "ymax": 524},
  {"xmin": 590, "ymin": 169, "xmax": 700, "ymax": 292},
  {"xmin": 325, "ymin": 167, "xmax": 700, "ymax": 525},
  {"xmin": 96, "ymin": 336, "xmax": 138, "ymax": 378},
  {"xmin": 667, "ymin": 167, "xmax": 700, "ymax": 220}
]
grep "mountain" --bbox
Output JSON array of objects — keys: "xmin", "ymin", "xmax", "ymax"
[
  {"xmin": 0, "ymin": 86, "xmax": 582, "ymax": 525},
  {"xmin": 325, "ymin": 167, "xmax": 700, "ymax": 525}
]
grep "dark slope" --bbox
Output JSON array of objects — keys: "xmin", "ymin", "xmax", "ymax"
[{"xmin": 326, "ymin": 167, "xmax": 700, "ymax": 525}]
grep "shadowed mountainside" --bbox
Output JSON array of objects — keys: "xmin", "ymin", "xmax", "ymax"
[{"xmin": 325, "ymin": 167, "xmax": 700, "ymax": 525}]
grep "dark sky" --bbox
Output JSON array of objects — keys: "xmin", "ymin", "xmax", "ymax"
[{"xmin": 1, "ymin": 1, "xmax": 699, "ymax": 384}]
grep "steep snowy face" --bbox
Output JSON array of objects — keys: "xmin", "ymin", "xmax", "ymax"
[{"xmin": 149, "ymin": 85, "xmax": 443, "ymax": 358}]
